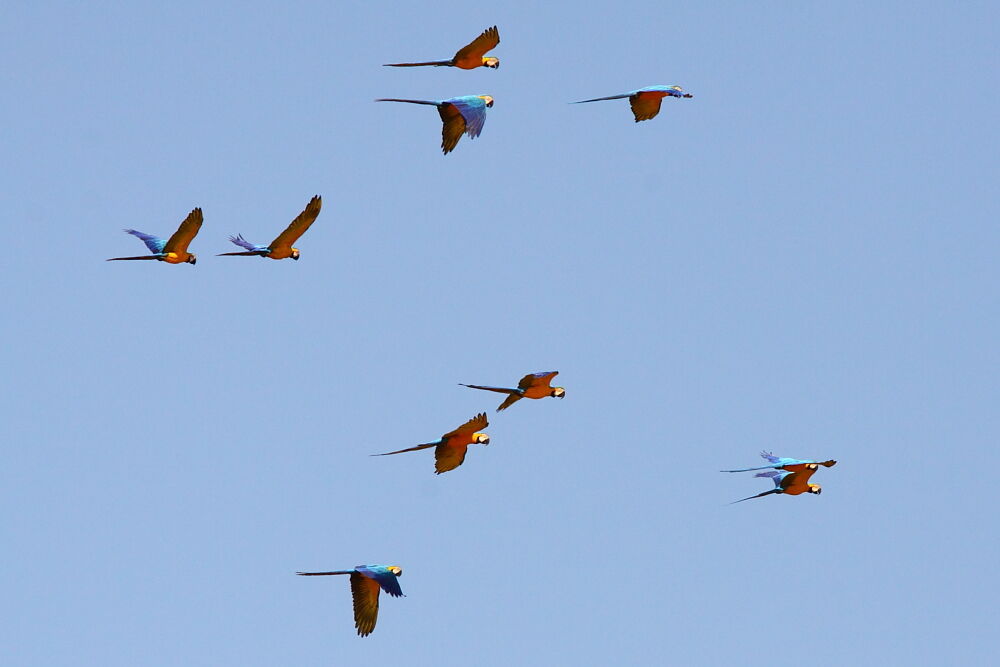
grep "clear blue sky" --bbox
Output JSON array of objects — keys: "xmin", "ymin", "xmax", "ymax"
[{"xmin": 2, "ymin": 2, "xmax": 998, "ymax": 665}]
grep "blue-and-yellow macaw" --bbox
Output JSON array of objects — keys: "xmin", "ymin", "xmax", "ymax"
[
  {"xmin": 296, "ymin": 565, "xmax": 403, "ymax": 637},
  {"xmin": 572, "ymin": 85, "xmax": 693, "ymax": 122},
  {"xmin": 731, "ymin": 468, "xmax": 823, "ymax": 504},
  {"xmin": 460, "ymin": 371, "xmax": 565, "ymax": 411},
  {"xmin": 721, "ymin": 451, "xmax": 837, "ymax": 473},
  {"xmin": 384, "ymin": 26, "xmax": 500, "ymax": 70},
  {"xmin": 373, "ymin": 413, "xmax": 489, "ymax": 474},
  {"xmin": 375, "ymin": 96, "xmax": 493, "ymax": 154},
  {"xmin": 217, "ymin": 195, "xmax": 321, "ymax": 261},
  {"xmin": 106, "ymin": 208, "xmax": 203, "ymax": 264}
]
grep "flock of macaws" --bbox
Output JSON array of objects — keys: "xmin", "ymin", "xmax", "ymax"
[{"xmin": 107, "ymin": 25, "xmax": 837, "ymax": 638}]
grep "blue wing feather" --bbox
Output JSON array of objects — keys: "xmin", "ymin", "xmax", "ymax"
[
  {"xmin": 356, "ymin": 565, "xmax": 404, "ymax": 597},
  {"xmin": 125, "ymin": 229, "xmax": 166, "ymax": 254},
  {"xmin": 228, "ymin": 234, "xmax": 266, "ymax": 251},
  {"xmin": 447, "ymin": 96, "xmax": 488, "ymax": 138}
]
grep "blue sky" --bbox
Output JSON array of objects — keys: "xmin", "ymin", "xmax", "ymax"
[{"xmin": 2, "ymin": 2, "xmax": 998, "ymax": 665}]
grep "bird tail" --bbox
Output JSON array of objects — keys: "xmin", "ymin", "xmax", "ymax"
[
  {"xmin": 217, "ymin": 251, "xmax": 267, "ymax": 257},
  {"xmin": 296, "ymin": 571, "xmax": 353, "ymax": 576},
  {"xmin": 730, "ymin": 489, "xmax": 780, "ymax": 504},
  {"xmin": 571, "ymin": 94, "xmax": 631, "ymax": 104},
  {"xmin": 382, "ymin": 60, "xmax": 452, "ymax": 67},
  {"xmin": 371, "ymin": 442, "xmax": 438, "ymax": 456},
  {"xmin": 459, "ymin": 383, "xmax": 518, "ymax": 396},
  {"xmin": 375, "ymin": 98, "xmax": 440, "ymax": 106},
  {"xmin": 719, "ymin": 465, "xmax": 774, "ymax": 473},
  {"xmin": 106, "ymin": 255, "xmax": 160, "ymax": 261}
]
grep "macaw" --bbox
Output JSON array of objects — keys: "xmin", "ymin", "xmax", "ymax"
[
  {"xmin": 218, "ymin": 195, "xmax": 321, "ymax": 261},
  {"xmin": 375, "ymin": 96, "xmax": 493, "ymax": 154},
  {"xmin": 106, "ymin": 208, "xmax": 203, "ymax": 264},
  {"xmin": 296, "ymin": 565, "xmax": 403, "ymax": 637},
  {"xmin": 384, "ymin": 26, "xmax": 500, "ymax": 70},
  {"xmin": 721, "ymin": 451, "xmax": 837, "ymax": 473},
  {"xmin": 460, "ymin": 371, "xmax": 565, "ymax": 411},
  {"xmin": 373, "ymin": 413, "xmax": 489, "ymax": 474},
  {"xmin": 731, "ymin": 468, "xmax": 823, "ymax": 504},
  {"xmin": 572, "ymin": 85, "xmax": 693, "ymax": 123}
]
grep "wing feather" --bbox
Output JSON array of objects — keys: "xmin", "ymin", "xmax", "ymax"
[
  {"xmin": 350, "ymin": 572, "xmax": 382, "ymax": 637},
  {"xmin": 124, "ymin": 229, "xmax": 166, "ymax": 254},
  {"xmin": 453, "ymin": 25, "xmax": 499, "ymax": 61},
  {"xmin": 163, "ymin": 208, "xmax": 204, "ymax": 254},
  {"xmin": 442, "ymin": 413, "xmax": 488, "ymax": 439},
  {"xmin": 270, "ymin": 195, "xmax": 321, "ymax": 251},
  {"xmin": 438, "ymin": 104, "xmax": 467, "ymax": 154},
  {"xmin": 434, "ymin": 442, "xmax": 469, "ymax": 474},
  {"xmin": 519, "ymin": 371, "xmax": 558, "ymax": 390},
  {"xmin": 629, "ymin": 92, "xmax": 664, "ymax": 122}
]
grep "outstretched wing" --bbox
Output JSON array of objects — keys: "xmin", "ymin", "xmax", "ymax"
[
  {"xmin": 496, "ymin": 394, "xmax": 523, "ymax": 412},
  {"xmin": 434, "ymin": 442, "xmax": 469, "ymax": 474},
  {"xmin": 438, "ymin": 103, "xmax": 468, "ymax": 154},
  {"xmin": 448, "ymin": 98, "xmax": 488, "ymax": 138},
  {"xmin": 270, "ymin": 195, "xmax": 321, "ymax": 251},
  {"xmin": 453, "ymin": 25, "xmax": 499, "ymax": 61},
  {"xmin": 754, "ymin": 470, "xmax": 786, "ymax": 487},
  {"xmin": 349, "ymin": 571, "xmax": 382, "ymax": 637},
  {"xmin": 124, "ymin": 229, "xmax": 166, "ymax": 254},
  {"xmin": 356, "ymin": 566, "xmax": 404, "ymax": 597},
  {"xmin": 228, "ymin": 234, "xmax": 261, "ymax": 251},
  {"xmin": 629, "ymin": 91, "xmax": 664, "ymax": 122},
  {"xmin": 519, "ymin": 371, "xmax": 558, "ymax": 390},
  {"xmin": 760, "ymin": 451, "xmax": 782, "ymax": 464},
  {"xmin": 163, "ymin": 208, "xmax": 203, "ymax": 254},
  {"xmin": 442, "ymin": 412, "xmax": 488, "ymax": 439}
]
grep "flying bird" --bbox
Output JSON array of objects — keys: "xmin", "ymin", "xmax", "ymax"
[
  {"xmin": 375, "ymin": 96, "xmax": 493, "ymax": 154},
  {"xmin": 384, "ymin": 26, "xmax": 500, "ymax": 69},
  {"xmin": 731, "ymin": 467, "xmax": 823, "ymax": 504},
  {"xmin": 572, "ymin": 85, "xmax": 693, "ymax": 122},
  {"xmin": 460, "ymin": 371, "xmax": 565, "ymax": 411},
  {"xmin": 373, "ymin": 413, "xmax": 489, "ymax": 474},
  {"xmin": 106, "ymin": 208, "xmax": 203, "ymax": 264},
  {"xmin": 721, "ymin": 451, "xmax": 837, "ymax": 473},
  {"xmin": 296, "ymin": 565, "xmax": 403, "ymax": 637},
  {"xmin": 218, "ymin": 195, "xmax": 321, "ymax": 261}
]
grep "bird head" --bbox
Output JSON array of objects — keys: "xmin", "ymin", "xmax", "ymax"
[
  {"xmin": 479, "ymin": 95, "xmax": 495, "ymax": 107},
  {"xmin": 187, "ymin": 254, "xmax": 197, "ymax": 265},
  {"xmin": 388, "ymin": 566, "xmax": 403, "ymax": 577},
  {"xmin": 474, "ymin": 432, "xmax": 490, "ymax": 446},
  {"xmin": 668, "ymin": 85, "xmax": 693, "ymax": 99},
  {"xmin": 482, "ymin": 57, "xmax": 500, "ymax": 69},
  {"xmin": 808, "ymin": 485, "xmax": 822, "ymax": 495},
  {"xmin": 806, "ymin": 463, "xmax": 819, "ymax": 471},
  {"xmin": 291, "ymin": 248, "xmax": 300, "ymax": 260},
  {"xmin": 552, "ymin": 387, "xmax": 566, "ymax": 399}
]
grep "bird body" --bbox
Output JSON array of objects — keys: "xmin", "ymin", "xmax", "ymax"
[
  {"xmin": 573, "ymin": 85, "xmax": 693, "ymax": 122},
  {"xmin": 373, "ymin": 413, "xmax": 490, "ymax": 473},
  {"xmin": 461, "ymin": 371, "xmax": 565, "ymax": 411},
  {"xmin": 721, "ymin": 451, "xmax": 837, "ymax": 473},
  {"xmin": 218, "ymin": 195, "xmax": 321, "ymax": 260},
  {"xmin": 376, "ymin": 95, "xmax": 493, "ymax": 154},
  {"xmin": 731, "ymin": 468, "xmax": 823, "ymax": 503},
  {"xmin": 107, "ymin": 208, "xmax": 203, "ymax": 264},
  {"xmin": 384, "ymin": 26, "xmax": 500, "ymax": 70},
  {"xmin": 296, "ymin": 565, "xmax": 403, "ymax": 637}
]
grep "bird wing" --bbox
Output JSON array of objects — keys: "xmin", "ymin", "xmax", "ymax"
[
  {"xmin": 442, "ymin": 412, "xmax": 488, "ymax": 439},
  {"xmin": 448, "ymin": 98, "xmax": 488, "ymax": 138},
  {"xmin": 124, "ymin": 229, "xmax": 167, "ymax": 253},
  {"xmin": 163, "ymin": 208, "xmax": 204, "ymax": 254},
  {"xmin": 434, "ymin": 442, "xmax": 469, "ymax": 474},
  {"xmin": 519, "ymin": 371, "xmax": 558, "ymax": 390},
  {"xmin": 572, "ymin": 93, "xmax": 632, "ymax": 104},
  {"xmin": 453, "ymin": 25, "xmax": 499, "ymax": 60},
  {"xmin": 496, "ymin": 394, "xmax": 523, "ymax": 412},
  {"xmin": 754, "ymin": 470, "xmax": 786, "ymax": 487},
  {"xmin": 460, "ymin": 383, "xmax": 518, "ymax": 395},
  {"xmin": 228, "ymin": 234, "xmax": 261, "ymax": 251},
  {"xmin": 629, "ymin": 91, "xmax": 664, "ymax": 122},
  {"xmin": 270, "ymin": 195, "xmax": 322, "ymax": 251},
  {"xmin": 372, "ymin": 441, "xmax": 439, "ymax": 457},
  {"xmin": 349, "ymin": 571, "xmax": 382, "ymax": 637},
  {"xmin": 438, "ymin": 103, "xmax": 468, "ymax": 155},
  {"xmin": 356, "ymin": 566, "xmax": 404, "ymax": 597}
]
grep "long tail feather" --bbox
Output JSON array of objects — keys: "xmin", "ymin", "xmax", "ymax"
[
  {"xmin": 459, "ymin": 383, "xmax": 518, "ymax": 396},
  {"xmin": 375, "ymin": 98, "xmax": 440, "ymax": 106},
  {"xmin": 720, "ymin": 465, "xmax": 774, "ymax": 473},
  {"xmin": 296, "ymin": 571, "xmax": 353, "ymax": 576},
  {"xmin": 572, "ymin": 94, "xmax": 631, "ymax": 104},
  {"xmin": 730, "ymin": 489, "xmax": 780, "ymax": 504},
  {"xmin": 382, "ymin": 60, "xmax": 452, "ymax": 67},
  {"xmin": 106, "ymin": 255, "xmax": 160, "ymax": 261},
  {"xmin": 372, "ymin": 442, "xmax": 438, "ymax": 456},
  {"xmin": 217, "ymin": 251, "xmax": 267, "ymax": 256}
]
